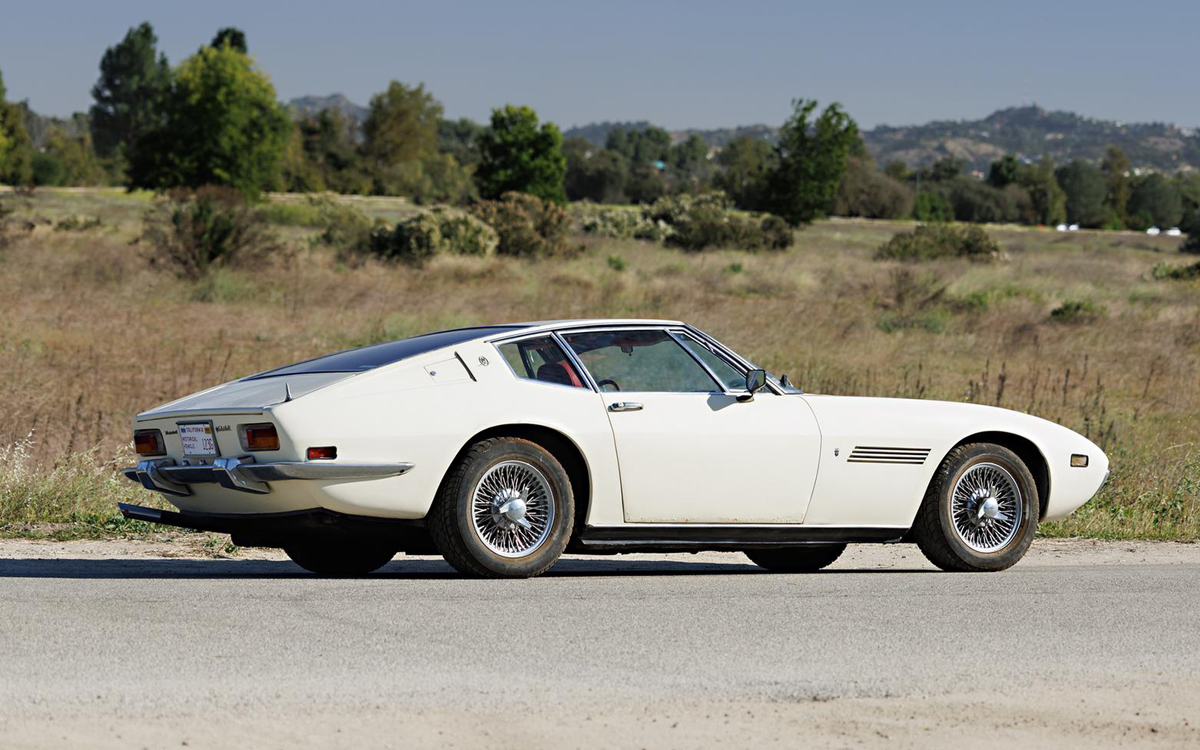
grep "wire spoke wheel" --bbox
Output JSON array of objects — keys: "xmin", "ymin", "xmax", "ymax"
[
  {"xmin": 470, "ymin": 460, "xmax": 556, "ymax": 558},
  {"xmin": 950, "ymin": 462, "xmax": 1023, "ymax": 553}
]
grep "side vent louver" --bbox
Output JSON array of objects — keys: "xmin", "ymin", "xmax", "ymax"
[{"xmin": 847, "ymin": 446, "xmax": 931, "ymax": 465}]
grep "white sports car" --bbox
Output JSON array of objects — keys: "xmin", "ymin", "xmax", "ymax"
[{"xmin": 122, "ymin": 319, "xmax": 1108, "ymax": 578}]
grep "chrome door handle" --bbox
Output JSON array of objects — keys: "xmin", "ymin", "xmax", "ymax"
[{"xmin": 608, "ymin": 401, "xmax": 644, "ymax": 412}]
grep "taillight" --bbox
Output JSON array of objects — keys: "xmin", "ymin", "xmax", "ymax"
[
  {"xmin": 307, "ymin": 446, "xmax": 337, "ymax": 460},
  {"xmin": 242, "ymin": 423, "xmax": 280, "ymax": 452},
  {"xmin": 133, "ymin": 429, "xmax": 165, "ymax": 456}
]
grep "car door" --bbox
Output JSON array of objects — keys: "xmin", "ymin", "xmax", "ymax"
[{"xmin": 560, "ymin": 327, "xmax": 822, "ymax": 523}]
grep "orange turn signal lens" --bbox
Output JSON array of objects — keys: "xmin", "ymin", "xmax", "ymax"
[
  {"xmin": 242, "ymin": 423, "xmax": 280, "ymax": 452},
  {"xmin": 307, "ymin": 446, "xmax": 337, "ymax": 460},
  {"xmin": 133, "ymin": 430, "xmax": 165, "ymax": 456},
  {"xmin": 1070, "ymin": 454, "xmax": 1089, "ymax": 468}
]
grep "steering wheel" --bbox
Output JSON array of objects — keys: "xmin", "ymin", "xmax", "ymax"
[{"xmin": 596, "ymin": 378, "xmax": 621, "ymax": 392}]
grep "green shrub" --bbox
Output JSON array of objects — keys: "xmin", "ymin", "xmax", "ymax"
[
  {"xmin": 876, "ymin": 223, "xmax": 1001, "ymax": 262},
  {"xmin": 646, "ymin": 191, "xmax": 794, "ymax": 252},
  {"xmin": 1151, "ymin": 260, "xmax": 1200, "ymax": 281},
  {"xmin": 1050, "ymin": 299, "xmax": 1105, "ymax": 324},
  {"xmin": 606, "ymin": 255, "xmax": 627, "ymax": 272},
  {"xmin": 472, "ymin": 191, "xmax": 573, "ymax": 258},
  {"xmin": 260, "ymin": 200, "xmax": 328, "ymax": 227},
  {"xmin": 366, "ymin": 208, "xmax": 498, "ymax": 265},
  {"xmin": 432, "ymin": 208, "xmax": 498, "ymax": 256},
  {"xmin": 140, "ymin": 186, "xmax": 278, "ymax": 280},
  {"xmin": 571, "ymin": 202, "xmax": 667, "ymax": 241},
  {"xmin": 313, "ymin": 197, "xmax": 377, "ymax": 253},
  {"xmin": 53, "ymin": 215, "xmax": 103, "ymax": 232}
]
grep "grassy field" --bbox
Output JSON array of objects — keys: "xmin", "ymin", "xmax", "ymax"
[{"xmin": 1, "ymin": 188, "xmax": 1198, "ymax": 541}]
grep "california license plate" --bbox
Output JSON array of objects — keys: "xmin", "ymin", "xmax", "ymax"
[{"xmin": 178, "ymin": 422, "xmax": 219, "ymax": 457}]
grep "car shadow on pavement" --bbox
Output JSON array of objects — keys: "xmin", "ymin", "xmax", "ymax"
[{"xmin": 0, "ymin": 557, "xmax": 933, "ymax": 579}]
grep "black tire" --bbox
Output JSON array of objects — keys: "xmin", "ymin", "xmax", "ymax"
[
  {"xmin": 912, "ymin": 443, "xmax": 1039, "ymax": 572},
  {"xmin": 428, "ymin": 437, "xmax": 574, "ymax": 578},
  {"xmin": 745, "ymin": 544, "xmax": 846, "ymax": 572},
  {"xmin": 284, "ymin": 538, "xmax": 396, "ymax": 575}
]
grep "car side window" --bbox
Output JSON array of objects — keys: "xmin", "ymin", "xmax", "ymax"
[
  {"xmin": 561, "ymin": 330, "xmax": 720, "ymax": 393},
  {"xmin": 497, "ymin": 336, "xmax": 587, "ymax": 389},
  {"xmin": 676, "ymin": 333, "xmax": 746, "ymax": 391}
]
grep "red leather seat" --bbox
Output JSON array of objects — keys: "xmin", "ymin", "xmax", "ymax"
[{"xmin": 536, "ymin": 361, "xmax": 583, "ymax": 388}]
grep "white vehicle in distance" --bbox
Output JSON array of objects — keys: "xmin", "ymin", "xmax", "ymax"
[{"xmin": 122, "ymin": 320, "xmax": 1109, "ymax": 578}]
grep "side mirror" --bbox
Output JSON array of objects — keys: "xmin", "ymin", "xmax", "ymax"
[{"xmin": 738, "ymin": 369, "xmax": 768, "ymax": 402}]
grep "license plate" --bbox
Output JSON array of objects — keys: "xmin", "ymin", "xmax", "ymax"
[{"xmin": 178, "ymin": 422, "xmax": 219, "ymax": 457}]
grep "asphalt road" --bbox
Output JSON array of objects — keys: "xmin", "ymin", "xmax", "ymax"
[{"xmin": 1, "ymin": 541, "xmax": 1198, "ymax": 748}]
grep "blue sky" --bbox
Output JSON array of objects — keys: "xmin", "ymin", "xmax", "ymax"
[{"xmin": 2, "ymin": 0, "xmax": 1196, "ymax": 130}]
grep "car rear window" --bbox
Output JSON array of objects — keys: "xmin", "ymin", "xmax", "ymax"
[{"xmin": 245, "ymin": 326, "xmax": 523, "ymax": 379}]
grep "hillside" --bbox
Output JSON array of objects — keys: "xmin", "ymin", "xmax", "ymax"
[
  {"xmin": 286, "ymin": 93, "xmax": 369, "ymax": 123},
  {"xmin": 276, "ymin": 95, "xmax": 1200, "ymax": 172},
  {"xmin": 864, "ymin": 105, "xmax": 1200, "ymax": 172}
]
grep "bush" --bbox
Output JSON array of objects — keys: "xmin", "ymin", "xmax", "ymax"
[
  {"xmin": 1050, "ymin": 299, "xmax": 1105, "ymax": 324},
  {"xmin": 311, "ymin": 197, "xmax": 377, "ymax": 253},
  {"xmin": 875, "ymin": 223, "xmax": 1001, "ymax": 263},
  {"xmin": 366, "ymin": 207, "xmax": 498, "ymax": 265},
  {"xmin": 1151, "ymin": 260, "xmax": 1200, "ymax": 281},
  {"xmin": 472, "ymin": 191, "xmax": 572, "ymax": 258},
  {"xmin": 1182, "ymin": 235, "xmax": 1200, "ymax": 255},
  {"xmin": 53, "ymin": 216, "xmax": 103, "ymax": 232},
  {"xmin": 140, "ymin": 186, "xmax": 278, "ymax": 279},
  {"xmin": 645, "ymin": 192, "xmax": 793, "ymax": 252},
  {"xmin": 571, "ymin": 202, "xmax": 667, "ymax": 241}
]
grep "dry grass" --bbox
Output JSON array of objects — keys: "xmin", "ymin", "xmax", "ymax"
[{"xmin": 1, "ymin": 189, "xmax": 1197, "ymax": 539}]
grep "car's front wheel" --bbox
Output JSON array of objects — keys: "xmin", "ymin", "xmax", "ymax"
[
  {"xmin": 428, "ymin": 437, "xmax": 574, "ymax": 578},
  {"xmin": 745, "ymin": 544, "xmax": 846, "ymax": 572},
  {"xmin": 912, "ymin": 443, "xmax": 1039, "ymax": 572},
  {"xmin": 284, "ymin": 538, "xmax": 397, "ymax": 575}
]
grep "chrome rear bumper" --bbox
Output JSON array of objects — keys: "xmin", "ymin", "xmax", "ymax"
[{"xmin": 122, "ymin": 457, "xmax": 414, "ymax": 496}]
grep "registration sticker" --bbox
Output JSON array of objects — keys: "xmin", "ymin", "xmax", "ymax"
[{"xmin": 178, "ymin": 422, "xmax": 219, "ymax": 457}]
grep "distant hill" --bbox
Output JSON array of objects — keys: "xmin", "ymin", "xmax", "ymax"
[
  {"xmin": 281, "ymin": 97, "xmax": 1200, "ymax": 173},
  {"xmin": 563, "ymin": 121, "xmax": 777, "ymax": 148},
  {"xmin": 864, "ymin": 105, "xmax": 1200, "ymax": 173},
  {"xmin": 286, "ymin": 94, "xmax": 368, "ymax": 124}
]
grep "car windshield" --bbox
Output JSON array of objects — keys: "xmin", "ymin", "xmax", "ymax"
[{"xmin": 245, "ymin": 326, "xmax": 523, "ymax": 379}]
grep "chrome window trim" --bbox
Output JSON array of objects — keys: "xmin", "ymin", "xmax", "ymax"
[
  {"xmin": 557, "ymin": 326, "xmax": 723, "ymax": 395},
  {"xmin": 683, "ymin": 324, "xmax": 788, "ymax": 396},
  {"xmin": 491, "ymin": 333, "xmax": 596, "ymax": 393},
  {"xmin": 668, "ymin": 328, "xmax": 748, "ymax": 395}
]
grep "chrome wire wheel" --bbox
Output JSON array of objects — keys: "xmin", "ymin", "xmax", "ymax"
[
  {"xmin": 470, "ymin": 460, "xmax": 555, "ymax": 558},
  {"xmin": 950, "ymin": 462, "xmax": 1023, "ymax": 553}
]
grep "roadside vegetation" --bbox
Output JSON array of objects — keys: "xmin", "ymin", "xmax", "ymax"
[
  {"xmin": 2, "ymin": 19, "xmax": 1198, "ymax": 544},
  {"xmin": 1, "ymin": 189, "xmax": 1198, "ymax": 542}
]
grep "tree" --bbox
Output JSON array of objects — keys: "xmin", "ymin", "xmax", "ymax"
[
  {"xmin": 834, "ymin": 158, "xmax": 914, "ymax": 219},
  {"xmin": 987, "ymin": 155, "xmax": 1022, "ymax": 188},
  {"xmin": 882, "ymin": 160, "xmax": 909, "ymax": 182},
  {"xmin": 294, "ymin": 108, "xmax": 370, "ymax": 194},
  {"xmin": 0, "ymin": 70, "xmax": 33, "ymax": 185},
  {"xmin": 128, "ymin": 44, "xmax": 290, "ymax": 195},
  {"xmin": 1101, "ymin": 145, "xmax": 1131, "ymax": 226},
  {"xmin": 437, "ymin": 117, "xmax": 484, "ymax": 167},
  {"xmin": 564, "ymin": 137, "xmax": 627, "ymax": 203},
  {"xmin": 1055, "ymin": 161, "xmax": 1107, "ymax": 227},
  {"xmin": 606, "ymin": 125, "xmax": 671, "ymax": 165},
  {"xmin": 362, "ymin": 81, "xmax": 441, "ymax": 172},
  {"xmin": 714, "ymin": 135, "xmax": 773, "ymax": 210},
  {"xmin": 1022, "ymin": 158, "xmax": 1066, "ymax": 226},
  {"xmin": 475, "ymin": 105, "xmax": 567, "ymax": 203},
  {"xmin": 211, "ymin": 27, "xmax": 248, "ymax": 53},
  {"xmin": 766, "ymin": 99, "xmax": 859, "ymax": 226},
  {"xmin": 1127, "ymin": 174, "xmax": 1183, "ymax": 229},
  {"xmin": 89, "ymin": 23, "xmax": 171, "ymax": 161}
]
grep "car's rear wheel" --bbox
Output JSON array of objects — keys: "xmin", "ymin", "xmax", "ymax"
[
  {"xmin": 428, "ymin": 437, "xmax": 574, "ymax": 578},
  {"xmin": 284, "ymin": 539, "xmax": 397, "ymax": 575},
  {"xmin": 912, "ymin": 442, "xmax": 1039, "ymax": 572},
  {"xmin": 745, "ymin": 544, "xmax": 846, "ymax": 572}
]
